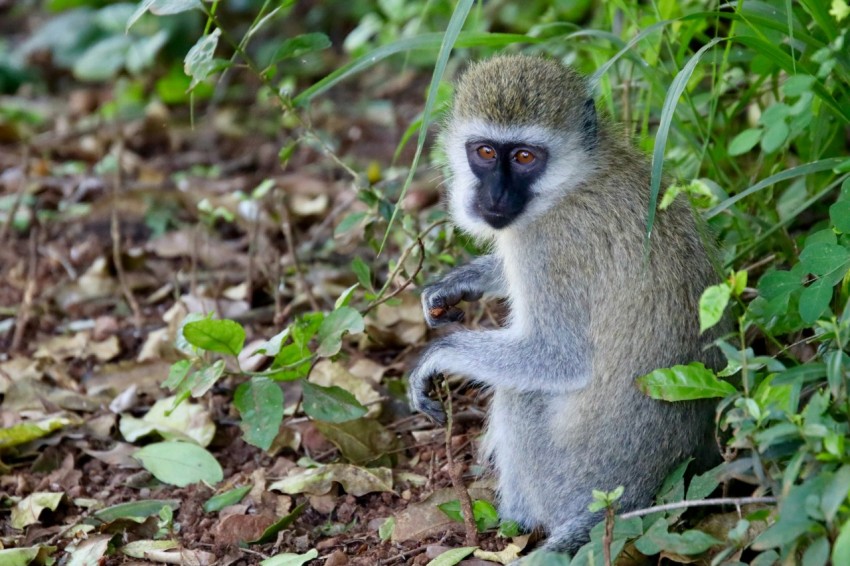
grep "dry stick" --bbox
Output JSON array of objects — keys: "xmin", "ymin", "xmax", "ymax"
[
  {"xmin": 280, "ymin": 195, "xmax": 321, "ymax": 313},
  {"xmin": 11, "ymin": 225, "xmax": 38, "ymax": 352},
  {"xmin": 110, "ymin": 141, "xmax": 143, "ymax": 329},
  {"xmin": 442, "ymin": 379, "xmax": 479, "ymax": 547},
  {"xmin": 618, "ymin": 496, "xmax": 777, "ymax": 520},
  {"xmin": 0, "ymin": 145, "xmax": 29, "ymax": 244}
]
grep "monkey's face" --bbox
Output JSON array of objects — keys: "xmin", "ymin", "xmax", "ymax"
[
  {"xmin": 464, "ymin": 140, "xmax": 548, "ymax": 229},
  {"xmin": 442, "ymin": 120, "xmax": 591, "ymax": 240}
]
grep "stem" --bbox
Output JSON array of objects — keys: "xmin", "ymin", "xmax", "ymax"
[
  {"xmin": 618, "ymin": 496, "xmax": 777, "ymax": 519},
  {"xmin": 442, "ymin": 380, "xmax": 478, "ymax": 546}
]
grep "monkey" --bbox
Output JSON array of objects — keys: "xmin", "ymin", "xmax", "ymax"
[{"xmin": 408, "ymin": 55, "xmax": 724, "ymax": 554}]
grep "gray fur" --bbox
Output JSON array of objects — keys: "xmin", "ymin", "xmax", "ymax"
[{"xmin": 409, "ymin": 55, "xmax": 723, "ymax": 554}]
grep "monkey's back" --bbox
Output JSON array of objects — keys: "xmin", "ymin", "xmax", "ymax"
[{"xmin": 487, "ymin": 130, "xmax": 721, "ymax": 551}]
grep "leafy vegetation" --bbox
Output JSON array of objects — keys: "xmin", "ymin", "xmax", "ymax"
[{"xmin": 1, "ymin": 0, "xmax": 850, "ymax": 565}]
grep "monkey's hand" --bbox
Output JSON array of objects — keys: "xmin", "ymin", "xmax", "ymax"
[
  {"xmin": 421, "ymin": 255, "xmax": 505, "ymax": 328},
  {"xmin": 408, "ymin": 350, "xmax": 448, "ymax": 424},
  {"xmin": 421, "ymin": 283, "xmax": 469, "ymax": 328}
]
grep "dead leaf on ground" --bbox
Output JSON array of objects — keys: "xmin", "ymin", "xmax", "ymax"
[
  {"xmin": 269, "ymin": 464, "xmax": 393, "ymax": 497},
  {"xmin": 391, "ymin": 487, "xmax": 493, "ymax": 543}
]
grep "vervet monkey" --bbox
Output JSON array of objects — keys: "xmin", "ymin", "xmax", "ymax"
[{"xmin": 408, "ymin": 55, "xmax": 723, "ymax": 553}]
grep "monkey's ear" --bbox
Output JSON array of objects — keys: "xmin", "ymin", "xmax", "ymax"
[{"xmin": 582, "ymin": 98, "xmax": 598, "ymax": 151}]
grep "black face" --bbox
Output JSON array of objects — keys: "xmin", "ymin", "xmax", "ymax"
[{"xmin": 465, "ymin": 140, "xmax": 548, "ymax": 229}]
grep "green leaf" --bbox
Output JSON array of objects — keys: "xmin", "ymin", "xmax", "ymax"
[
  {"xmin": 0, "ymin": 547, "xmax": 53, "ymax": 566},
  {"xmin": 260, "ymin": 549, "xmax": 318, "ymax": 566},
  {"xmin": 760, "ymin": 121, "xmax": 790, "ymax": 154},
  {"xmin": 203, "ymin": 485, "xmax": 251, "ymax": 513},
  {"xmin": 799, "ymin": 279, "xmax": 833, "ymax": 323},
  {"xmin": 234, "ymin": 377, "xmax": 284, "ymax": 451},
  {"xmin": 128, "ymin": 0, "xmax": 201, "ymax": 31},
  {"xmin": 163, "ymin": 359, "xmax": 192, "ymax": 390},
  {"xmin": 316, "ymin": 307, "xmax": 365, "ymax": 357},
  {"xmin": 301, "ymin": 382, "xmax": 367, "ymax": 423},
  {"xmin": 426, "ymin": 547, "xmax": 477, "ymax": 566},
  {"xmin": 799, "ymin": 243, "xmax": 850, "ymax": 276},
  {"xmin": 269, "ymin": 33, "xmax": 331, "ymax": 65},
  {"xmin": 183, "ymin": 318, "xmax": 246, "ymax": 356},
  {"xmin": 830, "ymin": 200, "xmax": 850, "ymax": 233},
  {"xmin": 707, "ymin": 157, "xmax": 847, "ymax": 219},
  {"xmin": 181, "ymin": 359, "xmax": 226, "ymax": 398},
  {"xmin": 637, "ymin": 363, "xmax": 736, "ymax": 401},
  {"xmin": 832, "ymin": 519, "xmax": 850, "ymax": 565},
  {"xmin": 334, "ymin": 211, "xmax": 368, "ymax": 236},
  {"xmin": 822, "ymin": 465, "xmax": 850, "ymax": 523},
  {"xmin": 249, "ymin": 503, "xmax": 307, "ymax": 544},
  {"xmin": 93, "ymin": 499, "xmax": 180, "ymax": 523},
  {"xmin": 438, "ymin": 499, "xmax": 499, "ymax": 532},
  {"xmin": 699, "ymin": 283, "xmax": 731, "ymax": 332},
  {"xmin": 134, "ymin": 441, "xmax": 223, "ymax": 487},
  {"xmin": 73, "ymin": 35, "xmax": 132, "ymax": 81},
  {"xmin": 378, "ymin": 517, "xmax": 395, "ymax": 541},
  {"xmin": 783, "ymin": 74, "xmax": 815, "ymax": 96},
  {"xmin": 352, "ymin": 257, "xmax": 373, "ymax": 291},
  {"xmin": 802, "ymin": 536, "xmax": 829, "ymax": 566},
  {"xmin": 728, "ymin": 128, "xmax": 762, "ymax": 156},
  {"xmin": 184, "ymin": 29, "xmax": 226, "ymax": 87},
  {"xmin": 646, "ymin": 36, "xmax": 726, "ymax": 239},
  {"xmin": 758, "ymin": 270, "xmax": 801, "ymax": 300}
]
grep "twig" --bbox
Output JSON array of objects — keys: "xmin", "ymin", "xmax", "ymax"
[
  {"xmin": 618, "ymin": 496, "xmax": 777, "ymax": 519},
  {"xmin": 442, "ymin": 380, "xmax": 478, "ymax": 547},
  {"xmin": 110, "ymin": 141, "xmax": 143, "ymax": 329},
  {"xmin": 11, "ymin": 225, "xmax": 38, "ymax": 352},
  {"xmin": 364, "ymin": 238, "xmax": 425, "ymax": 314},
  {"xmin": 0, "ymin": 146, "xmax": 29, "ymax": 244},
  {"xmin": 377, "ymin": 545, "xmax": 427, "ymax": 565},
  {"xmin": 280, "ymin": 194, "xmax": 321, "ymax": 313}
]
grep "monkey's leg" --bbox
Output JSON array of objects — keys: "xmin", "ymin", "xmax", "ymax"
[{"xmin": 421, "ymin": 254, "xmax": 506, "ymax": 327}]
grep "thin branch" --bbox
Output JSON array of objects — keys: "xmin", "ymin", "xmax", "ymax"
[
  {"xmin": 442, "ymin": 380, "xmax": 478, "ymax": 547},
  {"xmin": 0, "ymin": 146, "xmax": 29, "ymax": 244},
  {"xmin": 110, "ymin": 141, "xmax": 143, "ymax": 329},
  {"xmin": 364, "ymin": 238, "xmax": 425, "ymax": 314},
  {"xmin": 280, "ymin": 194, "xmax": 321, "ymax": 312},
  {"xmin": 618, "ymin": 496, "xmax": 777, "ymax": 519},
  {"xmin": 11, "ymin": 225, "xmax": 38, "ymax": 352}
]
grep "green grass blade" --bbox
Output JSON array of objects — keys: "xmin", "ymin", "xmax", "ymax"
[
  {"xmin": 646, "ymin": 36, "xmax": 727, "ymax": 240},
  {"xmin": 732, "ymin": 35, "xmax": 850, "ymax": 123},
  {"xmin": 798, "ymin": 0, "xmax": 839, "ymax": 41},
  {"xmin": 293, "ymin": 31, "xmax": 538, "ymax": 106},
  {"xmin": 706, "ymin": 158, "xmax": 847, "ymax": 219},
  {"xmin": 378, "ymin": 0, "xmax": 475, "ymax": 253}
]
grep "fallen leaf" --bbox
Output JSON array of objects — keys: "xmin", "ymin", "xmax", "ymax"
[
  {"xmin": 119, "ymin": 395, "xmax": 215, "ymax": 447},
  {"xmin": 474, "ymin": 544, "xmax": 523, "ymax": 565},
  {"xmin": 11, "ymin": 492, "xmax": 64, "ymax": 529},
  {"xmin": 269, "ymin": 464, "xmax": 393, "ymax": 497}
]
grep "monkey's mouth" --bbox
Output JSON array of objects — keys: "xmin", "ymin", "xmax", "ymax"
[{"xmin": 479, "ymin": 208, "xmax": 517, "ymax": 229}]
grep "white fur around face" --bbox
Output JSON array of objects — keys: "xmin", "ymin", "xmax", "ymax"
[{"xmin": 442, "ymin": 118, "xmax": 592, "ymax": 241}]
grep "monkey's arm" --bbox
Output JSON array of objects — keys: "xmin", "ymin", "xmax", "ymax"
[
  {"xmin": 421, "ymin": 254, "xmax": 506, "ymax": 327},
  {"xmin": 408, "ymin": 328, "xmax": 590, "ymax": 423}
]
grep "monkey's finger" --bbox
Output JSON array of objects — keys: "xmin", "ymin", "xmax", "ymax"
[
  {"xmin": 418, "ymin": 397, "xmax": 447, "ymax": 425},
  {"xmin": 425, "ymin": 306, "xmax": 465, "ymax": 328}
]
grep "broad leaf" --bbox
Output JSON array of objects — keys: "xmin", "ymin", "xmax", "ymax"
[
  {"xmin": 637, "ymin": 363, "xmax": 736, "ymax": 401},
  {"xmin": 316, "ymin": 307, "xmax": 364, "ymax": 357},
  {"xmin": 134, "ymin": 441, "xmax": 223, "ymax": 487},
  {"xmin": 183, "ymin": 318, "xmax": 246, "ymax": 356},
  {"xmin": 234, "ymin": 377, "xmax": 284, "ymax": 451},
  {"xmin": 699, "ymin": 283, "xmax": 731, "ymax": 332},
  {"xmin": 301, "ymin": 381, "xmax": 367, "ymax": 422}
]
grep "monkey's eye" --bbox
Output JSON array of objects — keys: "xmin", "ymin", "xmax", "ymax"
[
  {"xmin": 476, "ymin": 145, "xmax": 496, "ymax": 160},
  {"xmin": 514, "ymin": 150, "xmax": 535, "ymax": 165}
]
